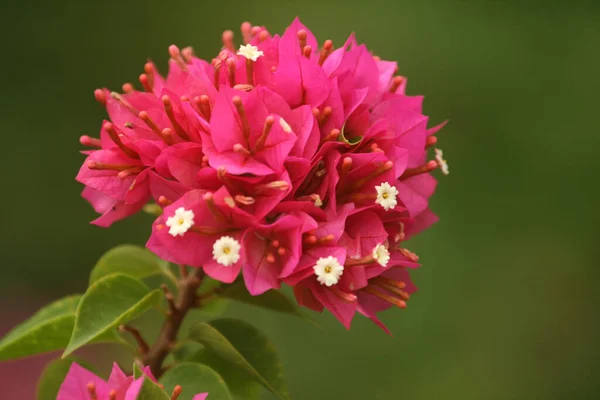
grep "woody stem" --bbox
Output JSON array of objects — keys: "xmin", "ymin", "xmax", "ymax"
[{"xmin": 141, "ymin": 267, "xmax": 205, "ymax": 377}]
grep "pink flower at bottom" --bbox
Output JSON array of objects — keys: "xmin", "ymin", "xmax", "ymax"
[{"xmin": 57, "ymin": 362, "xmax": 208, "ymax": 400}]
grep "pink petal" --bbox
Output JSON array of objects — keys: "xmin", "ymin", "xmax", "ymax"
[{"xmin": 57, "ymin": 363, "xmax": 110, "ymax": 400}]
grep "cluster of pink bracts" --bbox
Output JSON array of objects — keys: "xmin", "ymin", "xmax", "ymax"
[
  {"xmin": 57, "ymin": 362, "xmax": 206, "ymax": 400},
  {"xmin": 77, "ymin": 18, "xmax": 448, "ymax": 332}
]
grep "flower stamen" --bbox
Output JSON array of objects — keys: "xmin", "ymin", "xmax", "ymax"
[
  {"xmin": 362, "ymin": 285, "xmax": 407, "ymax": 308},
  {"xmin": 87, "ymin": 382, "xmax": 98, "ymax": 400},
  {"xmin": 226, "ymin": 57, "xmax": 236, "ymax": 87},
  {"xmin": 168, "ymin": 45, "xmax": 187, "ymax": 71},
  {"xmin": 110, "ymin": 92, "xmax": 139, "ymax": 115},
  {"xmin": 240, "ymin": 22, "xmax": 252, "ymax": 44},
  {"xmin": 319, "ymin": 40, "xmax": 333, "ymax": 66},
  {"xmin": 103, "ymin": 122, "xmax": 140, "ymax": 159},
  {"xmin": 352, "ymin": 161, "xmax": 393, "ymax": 190},
  {"xmin": 170, "ymin": 385, "xmax": 183, "ymax": 400},
  {"xmin": 94, "ymin": 89, "xmax": 106, "ymax": 106},
  {"xmin": 302, "ymin": 45, "xmax": 312, "ymax": 59},
  {"xmin": 222, "ymin": 30, "xmax": 235, "ymax": 52},
  {"xmin": 400, "ymin": 160, "xmax": 439, "ymax": 180},
  {"xmin": 87, "ymin": 161, "xmax": 136, "ymax": 171},
  {"xmin": 389, "ymin": 76, "xmax": 404, "ymax": 92},
  {"xmin": 162, "ymin": 95, "xmax": 190, "ymax": 140},
  {"xmin": 255, "ymin": 116, "xmax": 274, "ymax": 151},
  {"xmin": 426, "ymin": 136, "xmax": 438, "ymax": 149},
  {"xmin": 297, "ymin": 30, "xmax": 307, "ymax": 51},
  {"xmin": 79, "ymin": 135, "xmax": 101, "ymax": 148},
  {"xmin": 232, "ymin": 96, "xmax": 251, "ymax": 147}
]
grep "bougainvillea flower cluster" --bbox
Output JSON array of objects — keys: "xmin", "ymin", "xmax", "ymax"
[
  {"xmin": 57, "ymin": 362, "xmax": 207, "ymax": 399},
  {"xmin": 77, "ymin": 17, "xmax": 448, "ymax": 332}
]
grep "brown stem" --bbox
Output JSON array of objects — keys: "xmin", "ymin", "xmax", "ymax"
[
  {"xmin": 142, "ymin": 268, "xmax": 205, "ymax": 377},
  {"xmin": 119, "ymin": 324, "xmax": 150, "ymax": 355}
]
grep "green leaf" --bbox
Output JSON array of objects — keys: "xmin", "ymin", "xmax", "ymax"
[
  {"xmin": 220, "ymin": 284, "xmax": 304, "ymax": 318},
  {"xmin": 172, "ymin": 343, "xmax": 261, "ymax": 400},
  {"xmin": 160, "ymin": 363, "xmax": 233, "ymax": 400},
  {"xmin": 132, "ymin": 363, "xmax": 170, "ymax": 399},
  {"xmin": 136, "ymin": 377, "xmax": 170, "ymax": 400},
  {"xmin": 89, "ymin": 244, "xmax": 177, "ymax": 285},
  {"xmin": 0, "ymin": 295, "xmax": 80, "ymax": 361},
  {"xmin": 36, "ymin": 357, "xmax": 95, "ymax": 400},
  {"xmin": 337, "ymin": 123, "xmax": 363, "ymax": 145},
  {"xmin": 63, "ymin": 274, "xmax": 162, "ymax": 357},
  {"xmin": 133, "ymin": 363, "xmax": 145, "ymax": 379},
  {"xmin": 194, "ymin": 349, "xmax": 262, "ymax": 400},
  {"xmin": 189, "ymin": 319, "xmax": 290, "ymax": 400}
]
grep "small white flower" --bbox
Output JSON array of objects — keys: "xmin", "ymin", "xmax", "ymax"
[
  {"xmin": 435, "ymin": 148, "xmax": 449, "ymax": 175},
  {"xmin": 237, "ymin": 44, "xmax": 264, "ymax": 62},
  {"xmin": 372, "ymin": 244, "xmax": 390, "ymax": 267},
  {"xmin": 313, "ymin": 256, "xmax": 344, "ymax": 286},
  {"xmin": 212, "ymin": 236, "xmax": 241, "ymax": 267},
  {"xmin": 165, "ymin": 207, "xmax": 195, "ymax": 237},
  {"xmin": 375, "ymin": 182, "xmax": 399, "ymax": 211},
  {"xmin": 279, "ymin": 117, "xmax": 292, "ymax": 133}
]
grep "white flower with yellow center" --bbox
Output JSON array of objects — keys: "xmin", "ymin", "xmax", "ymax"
[
  {"xmin": 313, "ymin": 256, "xmax": 344, "ymax": 286},
  {"xmin": 435, "ymin": 148, "xmax": 449, "ymax": 175},
  {"xmin": 165, "ymin": 207, "xmax": 195, "ymax": 237},
  {"xmin": 212, "ymin": 236, "xmax": 241, "ymax": 266},
  {"xmin": 372, "ymin": 243, "xmax": 390, "ymax": 267},
  {"xmin": 237, "ymin": 44, "xmax": 264, "ymax": 62},
  {"xmin": 375, "ymin": 182, "xmax": 399, "ymax": 211},
  {"xmin": 279, "ymin": 117, "xmax": 292, "ymax": 133}
]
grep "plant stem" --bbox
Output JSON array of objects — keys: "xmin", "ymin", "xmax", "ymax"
[{"xmin": 142, "ymin": 267, "xmax": 205, "ymax": 377}]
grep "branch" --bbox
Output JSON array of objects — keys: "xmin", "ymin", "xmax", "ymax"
[
  {"xmin": 142, "ymin": 268, "xmax": 205, "ymax": 377},
  {"xmin": 119, "ymin": 324, "xmax": 150, "ymax": 356}
]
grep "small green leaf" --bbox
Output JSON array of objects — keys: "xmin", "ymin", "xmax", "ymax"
[
  {"xmin": 63, "ymin": 274, "xmax": 162, "ymax": 357},
  {"xmin": 136, "ymin": 376, "xmax": 170, "ymax": 400},
  {"xmin": 337, "ymin": 123, "xmax": 363, "ymax": 145},
  {"xmin": 189, "ymin": 319, "xmax": 290, "ymax": 400},
  {"xmin": 160, "ymin": 363, "xmax": 233, "ymax": 400},
  {"xmin": 133, "ymin": 363, "xmax": 145, "ymax": 379},
  {"xmin": 89, "ymin": 244, "xmax": 177, "ymax": 285},
  {"xmin": 220, "ymin": 285, "xmax": 304, "ymax": 318},
  {"xmin": 0, "ymin": 295, "xmax": 80, "ymax": 361},
  {"xmin": 36, "ymin": 357, "xmax": 95, "ymax": 400}
]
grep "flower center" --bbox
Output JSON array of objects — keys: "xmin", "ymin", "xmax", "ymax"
[
  {"xmin": 178, "ymin": 218, "xmax": 184, "ymax": 225},
  {"xmin": 382, "ymin": 192, "xmax": 388, "ymax": 199},
  {"xmin": 324, "ymin": 266, "xmax": 332, "ymax": 273},
  {"xmin": 223, "ymin": 246, "xmax": 231, "ymax": 254}
]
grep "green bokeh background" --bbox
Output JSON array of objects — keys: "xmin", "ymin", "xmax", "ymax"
[{"xmin": 1, "ymin": 0, "xmax": 598, "ymax": 398}]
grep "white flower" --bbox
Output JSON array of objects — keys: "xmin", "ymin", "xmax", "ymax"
[
  {"xmin": 279, "ymin": 117, "xmax": 292, "ymax": 133},
  {"xmin": 212, "ymin": 236, "xmax": 241, "ymax": 267},
  {"xmin": 237, "ymin": 44, "xmax": 264, "ymax": 62},
  {"xmin": 165, "ymin": 207, "xmax": 195, "ymax": 237},
  {"xmin": 372, "ymin": 244, "xmax": 390, "ymax": 267},
  {"xmin": 435, "ymin": 148, "xmax": 449, "ymax": 175},
  {"xmin": 375, "ymin": 182, "xmax": 399, "ymax": 211},
  {"xmin": 313, "ymin": 256, "xmax": 344, "ymax": 286}
]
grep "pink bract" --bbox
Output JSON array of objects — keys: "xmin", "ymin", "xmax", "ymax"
[
  {"xmin": 58, "ymin": 362, "xmax": 208, "ymax": 400},
  {"xmin": 77, "ymin": 17, "xmax": 448, "ymax": 332}
]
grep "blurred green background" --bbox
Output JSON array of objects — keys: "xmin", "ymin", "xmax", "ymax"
[{"xmin": 1, "ymin": 0, "xmax": 599, "ymax": 398}]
